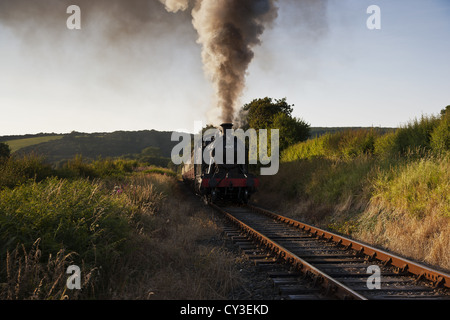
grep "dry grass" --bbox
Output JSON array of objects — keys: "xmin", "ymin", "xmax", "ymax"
[
  {"xmin": 1, "ymin": 239, "xmax": 96, "ymax": 300},
  {"xmin": 252, "ymin": 153, "xmax": 450, "ymax": 272},
  {"xmin": 354, "ymin": 154, "xmax": 450, "ymax": 270},
  {"xmin": 356, "ymin": 199, "xmax": 450, "ymax": 270},
  {"xmin": 1, "ymin": 172, "xmax": 243, "ymax": 300},
  {"xmin": 97, "ymin": 174, "xmax": 243, "ymax": 300}
]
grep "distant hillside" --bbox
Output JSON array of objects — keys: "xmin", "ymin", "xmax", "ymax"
[
  {"xmin": 9, "ymin": 130, "xmax": 185, "ymax": 166},
  {"xmin": 4, "ymin": 135, "xmax": 64, "ymax": 153}
]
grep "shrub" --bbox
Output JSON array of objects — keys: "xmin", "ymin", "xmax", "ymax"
[
  {"xmin": 0, "ymin": 154, "xmax": 54, "ymax": 189},
  {"xmin": 374, "ymin": 131, "xmax": 398, "ymax": 157},
  {"xmin": 431, "ymin": 113, "xmax": 450, "ymax": 153},
  {"xmin": 394, "ymin": 115, "xmax": 440, "ymax": 155},
  {"xmin": 0, "ymin": 142, "xmax": 11, "ymax": 158}
]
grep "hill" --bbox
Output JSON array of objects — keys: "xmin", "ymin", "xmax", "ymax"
[
  {"xmin": 5, "ymin": 130, "xmax": 184, "ymax": 167},
  {"xmin": 4, "ymin": 135, "xmax": 64, "ymax": 153}
]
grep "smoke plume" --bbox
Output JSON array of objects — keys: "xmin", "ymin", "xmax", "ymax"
[
  {"xmin": 0, "ymin": 0, "xmax": 284, "ymax": 123},
  {"xmin": 160, "ymin": 0, "xmax": 279, "ymax": 123}
]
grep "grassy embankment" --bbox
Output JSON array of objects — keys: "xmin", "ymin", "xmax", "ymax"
[
  {"xmin": 0, "ymin": 156, "xmax": 240, "ymax": 299},
  {"xmin": 253, "ymin": 111, "xmax": 450, "ymax": 270}
]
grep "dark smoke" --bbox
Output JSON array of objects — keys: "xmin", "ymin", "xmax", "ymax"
[
  {"xmin": 0, "ymin": 0, "xmax": 192, "ymax": 45},
  {"xmin": 160, "ymin": 0, "xmax": 279, "ymax": 123},
  {"xmin": 1, "ymin": 0, "xmax": 327, "ymax": 124}
]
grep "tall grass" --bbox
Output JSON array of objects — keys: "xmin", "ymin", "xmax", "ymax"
[
  {"xmin": 371, "ymin": 153, "xmax": 450, "ymax": 219},
  {"xmin": 283, "ymin": 112, "xmax": 448, "ymax": 161},
  {"xmin": 0, "ymin": 177, "xmax": 135, "ymax": 299},
  {"xmin": 0, "ymin": 152, "xmax": 242, "ymax": 299},
  {"xmin": 254, "ymin": 111, "xmax": 450, "ymax": 270},
  {"xmin": 282, "ymin": 128, "xmax": 380, "ymax": 162},
  {"xmin": 357, "ymin": 153, "xmax": 450, "ymax": 268},
  {"xmin": 57, "ymin": 155, "xmax": 141, "ymax": 179}
]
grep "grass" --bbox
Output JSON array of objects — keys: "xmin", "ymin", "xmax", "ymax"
[
  {"xmin": 5, "ymin": 136, "xmax": 63, "ymax": 153},
  {"xmin": 0, "ymin": 155, "xmax": 242, "ymax": 299},
  {"xmin": 253, "ymin": 111, "xmax": 450, "ymax": 271}
]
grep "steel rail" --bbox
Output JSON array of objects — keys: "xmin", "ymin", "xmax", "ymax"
[
  {"xmin": 210, "ymin": 203, "xmax": 368, "ymax": 300},
  {"xmin": 247, "ymin": 204, "xmax": 450, "ymax": 290}
]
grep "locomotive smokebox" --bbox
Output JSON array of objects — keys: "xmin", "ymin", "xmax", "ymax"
[{"xmin": 220, "ymin": 123, "xmax": 233, "ymax": 134}]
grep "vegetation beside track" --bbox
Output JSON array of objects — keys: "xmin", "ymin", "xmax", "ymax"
[
  {"xmin": 253, "ymin": 107, "xmax": 450, "ymax": 271},
  {"xmin": 0, "ymin": 157, "xmax": 241, "ymax": 299}
]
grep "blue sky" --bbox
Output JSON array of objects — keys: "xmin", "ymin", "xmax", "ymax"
[{"xmin": 0, "ymin": 0, "xmax": 449, "ymax": 135}]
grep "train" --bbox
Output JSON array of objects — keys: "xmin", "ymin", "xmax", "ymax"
[{"xmin": 182, "ymin": 123, "xmax": 259, "ymax": 204}]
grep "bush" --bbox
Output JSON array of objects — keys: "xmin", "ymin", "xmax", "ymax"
[
  {"xmin": 0, "ymin": 154, "xmax": 54, "ymax": 189},
  {"xmin": 374, "ymin": 131, "xmax": 398, "ymax": 157},
  {"xmin": 431, "ymin": 113, "xmax": 450, "ymax": 153},
  {"xmin": 0, "ymin": 143, "xmax": 11, "ymax": 158},
  {"xmin": 394, "ymin": 115, "xmax": 440, "ymax": 155}
]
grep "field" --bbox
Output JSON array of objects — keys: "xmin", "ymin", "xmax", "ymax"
[{"xmin": 5, "ymin": 136, "xmax": 63, "ymax": 153}]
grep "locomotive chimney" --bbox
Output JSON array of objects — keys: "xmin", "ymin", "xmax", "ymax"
[{"xmin": 220, "ymin": 123, "xmax": 233, "ymax": 134}]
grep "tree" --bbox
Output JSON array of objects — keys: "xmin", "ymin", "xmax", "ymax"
[
  {"xmin": 0, "ymin": 142, "xmax": 11, "ymax": 158},
  {"xmin": 272, "ymin": 112, "xmax": 310, "ymax": 151},
  {"xmin": 236, "ymin": 97, "xmax": 310, "ymax": 150},
  {"xmin": 440, "ymin": 105, "xmax": 450, "ymax": 117},
  {"xmin": 239, "ymin": 97, "xmax": 294, "ymax": 130},
  {"xmin": 141, "ymin": 146, "xmax": 162, "ymax": 158}
]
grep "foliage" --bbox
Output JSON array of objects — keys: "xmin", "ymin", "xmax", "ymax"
[
  {"xmin": 371, "ymin": 153, "xmax": 450, "ymax": 218},
  {"xmin": 0, "ymin": 168, "xmax": 176, "ymax": 299},
  {"xmin": 0, "ymin": 142, "xmax": 11, "ymax": 158},
  {"xmin": 284, "ymin": 111, "xmax": 450, "ymax": 162},
  {"xmin": 430, "ymin": 111, "xmax": 450, "ymax": 153},
  {"xmin": 238, "ymin": 97, "xmax": 310, "ymax": 150},
  {"xmin": 0, "ymin": 154, "xmax": 54, "ymax": 189},
  {"xmin": 271, "ymin": 112, "xmax": 311, "ymax": 151},
  {"xmin": 57, "ymin": 156, "xmax": 144, "ymax": 179},
  {"xmin": 0, "ymin": 178, "xmax": 131, "ymax": 268},
  {"xmin": 282, "ymin": 128, "xmax": 381, "ymax": 162}
]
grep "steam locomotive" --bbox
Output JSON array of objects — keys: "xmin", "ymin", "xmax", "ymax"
[{"xmin": 182, "ymin": 123, "xmax": 259, "ymax": 204}]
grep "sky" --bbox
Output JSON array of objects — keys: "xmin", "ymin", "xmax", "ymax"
[{"xmin": 0, "ymin": 0, "xmax": 449, "ymax": 135}]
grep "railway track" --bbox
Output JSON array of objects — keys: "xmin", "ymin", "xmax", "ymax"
[{"xmin": 211, "ymin": 203, "xmax": 450, "ymax": 300}]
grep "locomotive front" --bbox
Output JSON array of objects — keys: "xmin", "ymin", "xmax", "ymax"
[{"xmin": 183, "ymin": 123, "xmax": 259, "ymax": 204}]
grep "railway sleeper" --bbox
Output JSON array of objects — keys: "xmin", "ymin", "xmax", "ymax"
[{"xmin": 215, "ymin": 204, "xmax": 450, "ymax": 299}]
